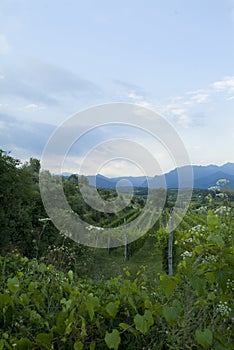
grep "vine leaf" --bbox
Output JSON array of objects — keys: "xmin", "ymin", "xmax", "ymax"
[
  {"xmin": 195, "ymin": 329, "xmax": 213, "ymax": 348},
  {"xmin": 134, "ymin": 310, "xmax": 154, "ymax": 334},
  {"xmin": 105, "ymin": 329, "xmax": 121, "ymax": 350},
  {"xmin": 7, "ymin": 277, "xmax": 20, "ymax": 293},
  {"xmin": 105, "ymin": 301, "xmax": 120, "ymax": 318}
]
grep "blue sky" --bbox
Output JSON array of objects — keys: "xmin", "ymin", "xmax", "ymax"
[{"xmin": 1, "ymin": 0, "xmax": 234, "ymax": 176}]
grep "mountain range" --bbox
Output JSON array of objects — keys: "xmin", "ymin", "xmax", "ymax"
[{"xmin": 63, "ymin": 163, "xmax": 234, "ymax": 190}]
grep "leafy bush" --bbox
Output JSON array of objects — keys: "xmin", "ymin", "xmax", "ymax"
[{"xmin": 0, "ymin": 214, "xmax": 233, "ymax": 350}]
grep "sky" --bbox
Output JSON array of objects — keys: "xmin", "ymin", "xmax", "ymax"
[{"xmin": 1, "ymin": 0, "xmax": 234, "ymax": 177}]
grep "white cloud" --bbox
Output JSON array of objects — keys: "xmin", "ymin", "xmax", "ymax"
[
  {"xmin": 170, "ymin": 108, "xmax": 186, "ymax": 116},
  {"xmin": 190, "ymin": 92, "xmax": 209, "ymax": 103},
  {"xmin": 158, "ymin": 101, "xmax": 191, "ymax": 127},
  {"xmin": 128, "ymin": 91, "xmax": 141, "ymax": 100},
  {"xmin": 212, "ymin": 76, "xmax": 234, "ymax": 94},
  {"xmin": 127, "ymin": 90, "xmax": 152, "ymax": 109},
  {"xmin": 23, "ymin": 103, "xmax": 46, "ymax": 110},
  {"xmin": 0, "ymin": 34, "xmax": 10, "ymax": 54},
  {"xmin": 177, "ymin": 114, "xmax": 191, "ymax": 127},
  {"xmin": 185, "ymin": 89, "xmax": 210, "ymax": 104}
]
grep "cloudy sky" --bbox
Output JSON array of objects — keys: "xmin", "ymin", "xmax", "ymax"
[{"xmin": 1, "ymin": 0, "xmax": 234, "ymax": 176}]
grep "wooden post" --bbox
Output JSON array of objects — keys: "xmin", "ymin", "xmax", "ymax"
[
  {"xmin": 168, "ymin": 209, "xmax": 174, "ymax": 276},
  {"xmin": 124, "ymin": 218, "xmax": 127, "ymax": 262},
  {"xmin": 107, "ymin": 227, "xmax": 110, "ymax": 255}
]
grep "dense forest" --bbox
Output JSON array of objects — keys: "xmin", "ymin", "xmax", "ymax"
[{"xmin": 0, "ymin": 149, "xmax": 233, "ymax": 349}]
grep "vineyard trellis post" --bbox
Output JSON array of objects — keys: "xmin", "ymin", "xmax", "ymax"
[
  {"xmin": 107, "ymin": 227, "xmax": 110, "ymax": 255},
  {"xmin": 168, "ymin": 209, "xmax": 174, "ymax": 276},
  {"xmin": 124, "ymin": 218, "xmax": 127, "ymax": 262}
]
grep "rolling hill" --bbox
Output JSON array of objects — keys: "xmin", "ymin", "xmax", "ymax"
[{"xmin": 63, "ymin": 163, "xmax": 234, "ymax": 189}]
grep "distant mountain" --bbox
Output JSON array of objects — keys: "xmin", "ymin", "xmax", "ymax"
[
  {"xmin": 111, "ymin": 176, "xmax": 148, "ymax": 187},
  {"xmin": 193, "ymin": 171, "xmax": 234, "ymax": 189},
  {"xmin": 145, "ymin": 164, "xmax": 234, "ymax": 189},
  {"xmin": 62, "ymin": 163, "xmax": 234, "ymax": 190},
  {"xmin": 86, "ymin": 174, "xmax": 116, "ymax": 189},
  {"xmin": 219, "ymin": 162, "xmax": 234, "ymax": 175}
]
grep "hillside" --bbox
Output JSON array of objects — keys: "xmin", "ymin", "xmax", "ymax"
[{"xmin": 64, "ymin": 163, "xmax": 234, "ymax": 190}]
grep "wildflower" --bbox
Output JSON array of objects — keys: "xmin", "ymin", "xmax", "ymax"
[
  {"xmin": 196, "ymin": 206, "xmax": 207, "ymax": 213},
  {"xmin": 208, "ymin": 186, "xmax": 220, "ymax": 192},
  {"xmin": 215, "ymin": 193, "xmax": 225, "ymax": 198},
  {"xmin": 202, "ymin": 255, "xmax": 217, "ymax": 264},
  {"xmin": 181, "ymin": 250, "xmax": 192, "ymax": 259},
  {"xmin": 216, "ymin": 301, "xmax": 231, "ymax": 317},
  {"xmin": 226, "ymin": 279, "xmax": 234, "ymax": 292},
  {"xmin": 189, "ymin": 225, "xmax": 206, "ymax": 236},
  {"xmin": 216, "ymin": 179, "xmax": 229, "ymax": 187},
  {"xmin": 214, "ymin": 206, "xmax": 231, "ymax": 215}
]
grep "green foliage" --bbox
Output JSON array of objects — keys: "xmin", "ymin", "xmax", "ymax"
[
  {"xmin": 133, "ymin": 310, "xmax": 154, "ymax": 334},
  {"xmin": 1, "ymin": 151, "xmax": 234, "ymax": 348},
  {"xmin": 104, "ymin": 329, "xmax": 120, "ymax": 350},
  {"xmin": 195, "ymin": 329, "xmax": 213, "ymax": 349},
  {"xmin": 159, "ymin": 274, "xmax": 178, "ymax": 298}
]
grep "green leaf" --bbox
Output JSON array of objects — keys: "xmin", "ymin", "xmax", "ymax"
[
  {"xmin": 0, "ymin": 340, "xmax": 4, "ymax": 350},
  {"xmin": 38, "ymin": 263, "xmax": 47, "ymax": 273},
  {"xmin": 119, "ymin": 322, "xmax": 137, "ymax": 335},
  {"xmin": 16, "ymin": 338, "xmax": 32, "ymax": 350},
  {"xmin": 89, "ymin": 341, "xmax": 96, "ymax": 350},
  {"xmin": 7, "ymin": 277, "xmax": 20, "ymax": 293},
  {"xmin": 207, "ymin": 234, "xmax": 224, "ymax": 248},
  {"xmin": 119, "ymin": 323, "xmax": 129, "ymax": 331},
  {"xmin": 86, "ymin": 294, "xmax": 99, "ymax": 322},
  {"xmin": 28, "ymin": 281, "xmax": 38, "ymax": 292},
  {"xmin": 195, "ymin": 329, "xmax": 213, "ymax": 348},
  {"xmin": 128, "ymin": 296, "xmax": 137, "ymax": 312},
  {"xmin": 195, "ymin": 246, "xmax": 203, "ymax": 254},
  {"xmin": 74, "ymin": 341, "xmax": 83, "ymax": 350},
  {"xmin": 207, "ymin": 214, "xmax": 219, "ymax": 229},
  {"xmin": 68, "ymin": 270, "xmax": 74, "ymax": 282},
  {"xmin": 225, "ymin": 254, "xmax": 234, "ymax": 266},
  {"xmin": 36, "ymin": 333, "xmax": 53, "ymax": 350},
  {"xmin": 65, "ymin": 308, "xmax": 76, "ymax": 335},
  {"xmin": 80, "ymin": 316, "xmax": 87, "ymax": 338},
  {"xmin": 106, "ymin": 301, "xmax": 120, "ymax": 318},
  {"xmin": 162, "ymin": 306, "xmax": 178, "ymax": 326},
  {"xmin": 190, "ymin": 276, "xmax": 206, "ymax": 293},
  {"xmin": 214, "ymin": 345, "xmax": 232, "ymax": 350},
  {"xmin": 205, "ymin": 272, "xmax": 215, "ymax": 283},
  {"xmin": 105, "ymin": 329, "xmax": 121, "ymax": 350},
  {"xmin": 134, "ymin": 310, "xmax": 154, "ymax": 334},
  {"xmin": 207, "ymin": 292, "xmax": 216, "ymax": 301},
  {"xmin": 160, "ymin": 275, "xmax": 178, "ymax": 298},
  {"xmin": 215, "ymin": 269, "xmax": 229, "ymax": 290},
  {"xmin": 0, "ymin": 293, "xmax": 13, "ymax": 308},
  {"xmin": 172, "ymin": 299, "xmax": 183, "ymax": 315}
]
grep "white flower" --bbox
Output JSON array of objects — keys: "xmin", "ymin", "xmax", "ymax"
[
  {"xmin": 86, "ymin": 225, "xmax": 104, "ymax": 231},
  {"xmin": 216, "ymin": 179, "xmax": 229, "ymax": 187},
  {"xmin": 196, "ymin": 206, "xmax": 207, "ymax": 213},
  {"xmin": 214, "ymin": 206, "xmax": 231, "ymax": 215},
  {"xmin": 215, "ymin": 193, "xmax": 225, "ymax": 198},
  {"xmin": 216, "ymin": 301, "xmax": 231, "ymax": 317},
  {"xmin": 181, "ymin": 250, "xmax": 192, "ymax": 259},
  {"xmin": 208, "ymin": 186, "xmax": 220, "ymax": 192},
  {"xmin": 202, "ymin": 255, "xmax": 217, "ymax": 264},
  {"xmin": 226, "ymin": 279, "xmax": 234, "ymax": 291},
  {"xmin": 189, "ymin": 225, "xmax": 206, "ymax": 235}
]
